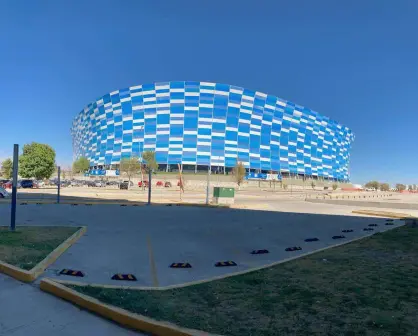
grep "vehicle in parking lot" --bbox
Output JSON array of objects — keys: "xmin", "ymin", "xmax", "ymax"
[
  {"xmin": 138, "ymin": 180, "xmax": 149, "ymax": 188},
  {"xmin": 119, "ymin": 181, "xmax": 129, "ymax": 190},
  {"xmin": 0, "ymin": 187, "xmax": 9, "ymax": 198},
  {"xmin": 20, "ymin": 179, "xmax": 34, "ymax": 188}
]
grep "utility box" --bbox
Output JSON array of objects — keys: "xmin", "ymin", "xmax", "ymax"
[{"xmin": 213, "ymin": 187, "xmax": 235, "ymax": 205}]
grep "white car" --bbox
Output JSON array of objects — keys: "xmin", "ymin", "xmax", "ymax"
[{"xmin": 0, "ymin": 187, "xmax": 10, "ymax": 198}]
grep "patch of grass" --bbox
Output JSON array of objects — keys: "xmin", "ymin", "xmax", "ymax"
[
  {"xmin": 72, "ymin": 226, "xmax": 418, "ymax": 336},
  {"xmin": 0, "ymin": 226, "xmax": 79, "ymax": 270}
]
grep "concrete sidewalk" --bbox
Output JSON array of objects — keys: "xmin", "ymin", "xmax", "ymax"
[{"xmin": 0, "ymin": 274, "xmax": 141, "ymax": 335}]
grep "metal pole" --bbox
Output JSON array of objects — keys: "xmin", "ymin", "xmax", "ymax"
[
  {"xmin": 10, "ymin": 144, "xmax": 18, "ymax": 231},
  {"xmin": 206, "ymin": 167, "xmax": 210, "ymax": 205},
  {"xmin": 147, "ymin": 169, "xmax": 152, "ymax": 205},
  {"xmin": 57, "ymin": 166, "xmax": 61, "ymax": 204}
]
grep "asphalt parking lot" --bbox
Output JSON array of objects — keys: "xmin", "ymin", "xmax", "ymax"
[{"xmin": 0, "ymin": 202, "xmax": 404, "ymax": 287}]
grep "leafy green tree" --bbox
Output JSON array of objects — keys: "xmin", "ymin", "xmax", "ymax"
[
  {"xmin": 141, "ymin": 151, "xmax": 158, "ymax": 172},
  {"xmin": 119, "ymin": 156, "xmax": 141, "ymax": 187},
  {"xmin": 396, "ymin": 183, "xmax": 406, "ymax": 192},
  {"xmin": 19, "ymin": 143, "xmax": 55, "ymax": 180},
  {"xmin": 232, "ymin": 162, "xmax": 246, "ymax": 187},
  {"xmin": 1, "ymin": 158, "xmax": 13, "ymax": 179},
  {"xmin": 380, "ymin": 183, "xmax": 390, "ymax": 191},
  {"xmin": 72, "ymin": 157, "xmax": 90, "ymax": 174},
  {"xmin": 365, "ymin": 181, "xmax": 380, "ymax": 190}
]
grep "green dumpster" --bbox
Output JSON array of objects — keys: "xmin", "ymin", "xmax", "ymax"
[{"xmin": 212, "ymin": 187, "xmax": 235, "ymax": 205}]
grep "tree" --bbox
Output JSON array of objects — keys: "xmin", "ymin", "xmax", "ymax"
[
  {"xmin": 1, "ymin": 158, "xmax": 13, "ymax": 179},
  {"xmin": 396, "ymin": 183, "xmax": 406, "ymax": 192},
  {"xmin": 141, "ymin": 151, "xmax": 158, "ymax": 172},
  {"xmin": 119, "ymin": 156, "xmax": 141, "ymax": 187},
  {"xmin": 72, "ymin": 157, "xmax": 90, "ymax": 174},
  {"xmin": 232, "ymin": 162, "xmax": 246, "ymax": 187},
  {"xmin": 380, "ymin": 183, "xmax": 390, "ymax": 191},
  {"xmin": 365, "ymin": 181, "xmax": 380, "ymax": 190},
  {"xmin": 332, "ymin": 183, "xmax": 338, "ymax": 191},
  {"xmin": 19, "ymin": 143, "xmax": 55, "ymax": 180}
]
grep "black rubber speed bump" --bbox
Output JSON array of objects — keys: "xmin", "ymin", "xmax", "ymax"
[
  {"xmin": 332, "ymin": 235, "xmax": 345, "ymax": 239},
  {"xmin": 170, "ymin": 263, "xmax": 192, "ymax": 268},
  {"xmin": 285, "ymin": 246, "xmax": 302, "ymax": 252},
  {"xmin": 20, "ymin": 203, "xmax": 27, "ymax": 205},
  {"xmin": 59, "ymin": 269, "xmax": 84, "ymax": 277},
  {"xmin": 304, "ymin": 238, "xmax": 319, "ymax": 242},
  {"xmin": 111, "ymin": 274, "xmax": 137, "ymax": 281},
  {"xmin": 120, "ymin": 204, "xmax": 127, "ymax": 207},
  {"xmin": 215, "ymin": 261, "xmax": 237, "ymax": 267},
  {"xmin": 363, "ymin": 228, "xmax": 374, "ymax": 231},
  {"xmin": 385, "ymin": 222, "xmax": 394, "ymax": 226},
  {"xmin": 251, "ymin": 249, "xmax": 269, "ymax": 255},
  {"xmin": 368, "ymin": 224, "xmax": 378, "ymax": 227},
  {"xmin": 342, "ymin": 229, "xmax": 353, "ymax": 233}
]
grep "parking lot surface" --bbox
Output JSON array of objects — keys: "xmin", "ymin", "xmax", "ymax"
[{"xmin": 0, "ymin": 202, "xmax": 405, "ymax": 287}]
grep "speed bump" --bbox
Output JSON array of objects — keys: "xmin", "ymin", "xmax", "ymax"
[
  {"xmin": 111, "ymin": 274, "xmax": 137, "ymax": 281},
  {"xmin": 363, "ymin": 228, "xmax": 374, "ymax": 231},
  {"xmin": 332, "ymin": 235, "xmax": 345, "ymax": 239},
  {"xmin": 20, "ymin": 203, "xmax": 27, "ymax": 205},
  {"xmin": 215, "ymin": 261, "xmax": 237, "ymax": 267},
  {"xmin": 342, "ymin": 229, "xmax": 353, "ymax": 233},
  {"xmin": 120, "ymin": 204, "xmax": 127, "ymax": 207},
  {"xmin": 251, "ymin": 249, "xmax": 269, "ymax": 255},
  {"xmin": 59, "ymin": 269, "xmax": 84, "ymax": 277},
  {"xmin": 170, "ymin": 263, "xmax": 192, "ymax": 268},
  {"xmin": 304, "ymin": 238, "xmax": 319, "ymax": 242},
  {"xmin": 285, "ymin": 246, "xmax": 302, "ymax": 252},
  {"xmin": 368, "ymin": 224, "xmax": 378, "ymax": 227}
]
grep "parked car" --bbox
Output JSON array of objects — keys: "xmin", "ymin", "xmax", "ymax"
[
  {"xmin": 164, "ymin": 181, "xmax": 172, "ymax": 188},
  {"xmin": 156, "ymin": 181, "xmax": 163, "ymax": 187},
  {"xmin": 119, "ymin": 181, "xmax": 129, "ymax": 190},
  {"xmin": 3, "ymin": 181, "xmax": 13, "ymax": 189},
  {"xmin": 20, "ymin": 179, "xmax": 34, "ymax": 188},
  {"xmin": 35, "ymin": 180, "xmax": 45, "ymax": 187},
  {"xmin": 138, "ymin": 180, "xmax": 149, "ymax": 188},
  {"xmin": 0, "ymin": 187, "xmax": 9, "ymax": 198}
]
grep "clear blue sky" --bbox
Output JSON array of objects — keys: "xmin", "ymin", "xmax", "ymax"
[{"xmin": 1, "ymin": 0, "xmax": 417, "ymax": 185}]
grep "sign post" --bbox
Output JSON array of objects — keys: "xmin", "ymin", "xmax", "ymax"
[
  {"xmin": 57, "ymin": 166, "xmax": 61, "ymax": 204},
  {"xmin": 10, "ymin": 144, "xmax": 18, "ymax": 231},
  {"xmin": 147, "ymin": 169, "xmax": 152, "ymax": 205}
]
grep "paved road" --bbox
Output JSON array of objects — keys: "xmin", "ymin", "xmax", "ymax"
[
  {"xmin": 0, "ymin": 202, "xmax": 405, "ymax": 287},
  {"xmin": 0, "ymin": 274, "xmax": 141, "ymax": 336}
]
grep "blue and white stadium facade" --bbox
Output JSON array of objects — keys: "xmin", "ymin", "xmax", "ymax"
[{"xmin": 71, "ymin": 81, "xmax": 354, "ymax": 181}]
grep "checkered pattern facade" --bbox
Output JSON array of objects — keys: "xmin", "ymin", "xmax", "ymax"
[{"xmin": 71, "ymin": 81, "xmax": 354, "ymax": 180}]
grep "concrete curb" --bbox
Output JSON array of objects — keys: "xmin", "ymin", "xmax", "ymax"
[
  {"xmin": 351, "ymin": 210, "xmax": 414, "ymax": 218},
  {"xmin": 0, "ymin": 226, "xmax": 87, "ymax": 282},
  {"xmin": 40, "ymin": 278, "xmax": 218, "ymax": 336},
  {"xmin": 49, "ymin": 222, "xmax": 405, "ymax": 291}
]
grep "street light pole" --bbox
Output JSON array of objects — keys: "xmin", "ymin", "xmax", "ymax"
[{"xmin": 10, "ymin": 144, "xmax": 18, "ymax": 231}]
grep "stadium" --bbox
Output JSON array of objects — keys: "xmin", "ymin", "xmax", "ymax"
[{"xmin": 71, "ymin": 81, "xmax": 354, "ymax": 181}]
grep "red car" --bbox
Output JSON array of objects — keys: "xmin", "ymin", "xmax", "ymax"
[
  {"xmin": 156, "ymin": 181, "xmax": 163, "ymax": 187},
  {"xmin": 138, "ymin": 180, "xmax": 149, "ymax": 188}
]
